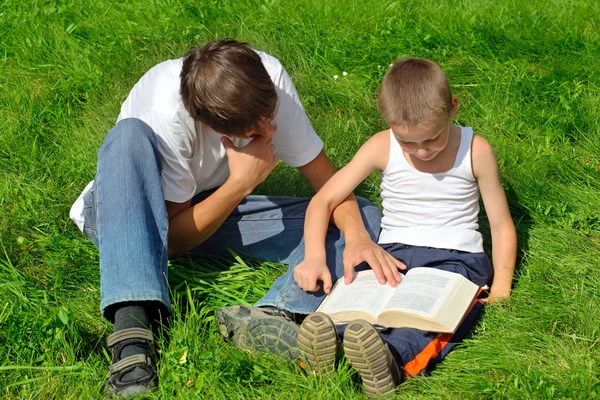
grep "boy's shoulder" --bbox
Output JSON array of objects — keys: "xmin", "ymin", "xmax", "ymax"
[
  {"xmin": 373, "ymin": 129, "xmax": 391, "ymax": 140},
  {"xmin": 350, "ymin": 129, "xmax": 392, "ymax": 172},
  {"xmin": 470, "ymin": 133, "xmax": 499, "ymax": 180},
  {"xmin": 471, "ymin": 133, "xmax": 495, "ymax": 158},
  {"xmin": 361, "ymin": 129, "xmax": 391, "ymax": 149}
]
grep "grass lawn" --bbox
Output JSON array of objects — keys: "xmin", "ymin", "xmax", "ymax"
[{"xmin": 1, "ymin": 0, "xmax": 600, "ymax": 398}]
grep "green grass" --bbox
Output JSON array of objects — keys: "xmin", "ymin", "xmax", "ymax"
[{"xmin": 1, "ymin": 0, "xmax": 600, "ymax": 398}]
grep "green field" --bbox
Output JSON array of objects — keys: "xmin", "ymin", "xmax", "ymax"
[{"xmin": 1, "ymin": 0, "xmax": 600, "ymax": 398}]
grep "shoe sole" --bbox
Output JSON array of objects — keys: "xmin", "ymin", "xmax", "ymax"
[
  {"xmin": 243, "ymin": 318, "xmax": 300, "ymax": 361},
  {"xmin": 297, "ymin": 312, "xmax": 338, "ymax": 374},
  {"xmin": 105, "ymin": 367, "xmax": 158, "ymax": 399},
  {"xmin": 113, "ymin": 382, "xmax": 157, "ymax": 398},
  {"xmin": 214, "ymin": 306, "xmax": 300, "ymax": 361},
  {"xmin": 343, "ymin": 319, "xmax": 396, "ymax": 397}
]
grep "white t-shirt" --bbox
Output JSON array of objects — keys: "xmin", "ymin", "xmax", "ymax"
[{"xmin": 70, "ymin": 51, "xmax": 323, "ymax": 232}]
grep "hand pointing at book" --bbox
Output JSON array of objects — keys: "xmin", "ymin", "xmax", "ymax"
[{"xmin": 342, "ymin": 237, "xmax": 406, "ymax": 287}]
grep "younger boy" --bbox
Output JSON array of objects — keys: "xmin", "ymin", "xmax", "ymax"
[{"xmin": 293, "ymin": 58, "xmax": 517, "ymax": 397}]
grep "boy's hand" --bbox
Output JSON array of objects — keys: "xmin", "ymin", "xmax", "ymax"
[
  {"xmin": 480, "ymin": 286, "xmax": 511, "ymax": 303},
  {"xmin": 294, "ymin": 258, "xmax": 333, "ymax": 293},
  {"xmin": 343, "ymin": 237, "xmax": 406, "ymax": 287},
  {"xmin": 480, "ymin": 276, "xmax": 512, "ymax": 303},
  {"xmin": 222, "ymin": 136, "xmax": 279, "ymax": 195}
]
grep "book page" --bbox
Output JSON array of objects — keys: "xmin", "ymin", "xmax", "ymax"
[
  {"xmin": 382, "ymin": 268, "xmax": 458, "ymax": 317},
  {"xmin": 317, "ymin": 270, "xmax": 397, "ymax": 317}
]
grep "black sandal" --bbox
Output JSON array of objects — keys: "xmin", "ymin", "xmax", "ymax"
[{"xmin": 105, "ymin": 327, "xmax": 158, "ymax": 398}]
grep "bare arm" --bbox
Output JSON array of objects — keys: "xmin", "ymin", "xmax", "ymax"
[
  {"xmin": 298, "ymin": 150, "xmax": 368, "ymax": 243},
  {"xmin": 294, "ymin": 132, "xmax": 405, "ymax": 293},
  {"xmin": 166, "ymin": 181, "xmax": 249, "ymax": 257},
  {"xmin": 472, "ymin": 135, "xmax": 517, "ymax": 301},
  {"xmin": 167, "ymin": 135, "xmax": 278, "ymax": 257}
]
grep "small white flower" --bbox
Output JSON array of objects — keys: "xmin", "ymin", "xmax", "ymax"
[
  {"xmin": 342, "ymin": 71, "xmax": 348, "ymax": 76},
  {"xmin": 390, "ymin": 64, "xmax": 393, "ymax": 67},
  {"xmin": 334, "ymin": 75, "xmax": 339, "ymax": 80},
  {"xmin": 378, "ymin": 65, "xmax": 381, "ymax": 69}
]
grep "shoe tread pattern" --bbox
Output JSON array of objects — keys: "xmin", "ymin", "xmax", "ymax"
[
  {"xmin": 343, "ymin": 319, "xmax": 395, "ymax": 397},
  {"xmin": 297, "ymin": 312, "xmax": 338, "ymax": 373},
  {"xmin": 244, "ymin": 318, "xmax": 300, "ymax": 361}
]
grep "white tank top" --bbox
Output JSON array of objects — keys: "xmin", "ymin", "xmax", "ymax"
[{"xmin": 378, "ymin": 126, "xmax": 483, "ymax": 253}]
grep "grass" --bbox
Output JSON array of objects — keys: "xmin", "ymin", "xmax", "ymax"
[{"xmin": 1, "ymin": 0, "xmax": 599, "ymax": 398}]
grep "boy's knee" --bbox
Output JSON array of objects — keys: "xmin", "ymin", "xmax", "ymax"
[
  {"xmin": 356, "ymin": 196, "xmax": 382, "ymax": 241},
  {"xmin": 100, "ymin": 118, "xmax": 157, "ymax": 157}
]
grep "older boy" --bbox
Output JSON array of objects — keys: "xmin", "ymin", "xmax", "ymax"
[
  {"xmin": 294, "ymin": 58, "xmax": 517, "ymax": 397},
  {"xmin": 69, "ymin": 40, "xmax": 400, "ymax": 397}
]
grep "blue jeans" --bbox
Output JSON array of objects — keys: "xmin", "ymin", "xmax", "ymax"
[{"xmin": 83, "ymin": 118, "xmax": 382, "ymax": 319}]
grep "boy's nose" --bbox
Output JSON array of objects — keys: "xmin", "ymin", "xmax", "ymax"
[
  {"xmin": 256, "ymin": 122, "xmax": 277, "ymax": 139},
  {"xmin": 264, "ymin": 122, "xmax": 277, "ymax": 137}
]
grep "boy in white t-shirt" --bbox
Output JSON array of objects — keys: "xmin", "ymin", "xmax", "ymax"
[
  {"xmin": 293, "ymin": 58, "xmax": 517, "ymax": 397},
  {"xmin": 71, "ymin": 40, "xmax": 400, "ymax": 397}
]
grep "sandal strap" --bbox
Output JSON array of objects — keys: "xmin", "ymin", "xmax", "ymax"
[
  {"xmin": 107, "ymin": 327, "xmax": 153, "ymax": 348},
  {"xmin": 110, "ymin": 353, "xmax": 153, "ymax": 374}
]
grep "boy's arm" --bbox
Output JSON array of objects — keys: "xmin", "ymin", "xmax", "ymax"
[
  {"xmin": 166, "ymin": 135, "xmax": 279, "ymax": 256},
  {"xmin": 294, "ymin": 131, "xmax": 405, "ymax": 293},
  {"xmin": 472, "ymin": 135, "xmax": 517, "ymax": 302},
  {"xmin": 298, "ymin": 150, "xmax": 397, "ymax": 284}
]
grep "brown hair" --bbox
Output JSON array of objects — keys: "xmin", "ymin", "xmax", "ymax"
[
  {"xmin": 378, "ymin": 58, "xmax": 452, "ymax": 127},
  {"xmin": 180, "ymin": 39, "xmax": 277, "ymax": 136}
]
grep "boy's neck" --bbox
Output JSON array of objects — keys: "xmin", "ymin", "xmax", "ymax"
[{"xmin": 403, "ymin": 124, "xmax": 461, "ymax": 174}]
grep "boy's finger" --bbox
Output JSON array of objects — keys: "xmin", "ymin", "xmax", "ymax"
[
  {"xmin": 383, "ymin": 253, "xmax": 404, "ymax": 282},
  {"xmin": 374, "ymin": 252, "xmax": 398, "ymax": 287},
  {"xmin": 303, "ymin": 275, "xmax": 321, "ymax": 293},
  {"xmin": 320, "ymin": 271, "xmax": 333, "ymax": 294},
  {"xmin": 395, "ymin": 259, "xmax": 407, "ymax": 270},
  {"xmin": 221, "ymin": 136, "xmax": 234, "ymax": 150},
  {"xmin": 393, "ymin": 260, "xmax": 406, "ymax": 282},
  {"xmin": 385, "ymin": 255, "xmax": 402, "ymax": 283},
  {"xmin": 343, "ymin": 260, "xmax": 357, "ymax": 284},
  {"xmin": 363, "ymin": 254, "xmax": 387, "ymax": 285}
]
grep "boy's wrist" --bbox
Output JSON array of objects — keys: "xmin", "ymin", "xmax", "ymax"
[
  {"xmin": 343, "ymin": 229, "xmax": 372, "ymax": 246},
  {"xmin": 223, "ymin": 176, "xmax": 254, "ymax": 197},
  {"xmin": 304, "ymin": 252, "xmax": 327, "ymax": 263},
  {"xmin": 488, "ymin": 283, "xmax": 511, "ymax": 298}
]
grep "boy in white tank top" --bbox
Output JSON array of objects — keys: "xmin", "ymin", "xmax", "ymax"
[{"xmin": 293, "ymin": 58, "xmax": 517, "ymax": 397}]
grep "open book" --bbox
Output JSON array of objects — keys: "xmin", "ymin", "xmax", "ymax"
[{"xmin": 316, "ymin": 268, "xmax": 481, "ymax": 333}]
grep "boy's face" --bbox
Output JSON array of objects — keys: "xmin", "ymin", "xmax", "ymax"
[
  {"xmin": 390, "ymin": 97, "xmax": 457, "ymax": 162},
  {"xmin": 234, "ymin": 116, "xmax": 277, "ymax": 140}
]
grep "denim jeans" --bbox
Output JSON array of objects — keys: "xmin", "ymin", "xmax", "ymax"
[{"xmin": 83, "ymin": 118, "xmax": 382, "ymax": 319}]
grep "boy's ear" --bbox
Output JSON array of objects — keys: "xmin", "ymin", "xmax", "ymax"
[{"xmin": 449, "ymin": 96, "xmax": 459, "ymax": 118}]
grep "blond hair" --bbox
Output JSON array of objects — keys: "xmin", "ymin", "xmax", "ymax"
[{"xmin": 378, "ymin": 58, "xmax": 452, "ymax": 127}]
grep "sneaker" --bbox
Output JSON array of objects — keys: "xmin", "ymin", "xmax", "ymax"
[
  {"xmin": 105, "ymin": 327, "xmax": 158, "ymax": 398},
  {"xmin": 343, "ymin": 319, "xmax": 403, "ymax": 397},
  {"xmin": 215, "ymin": 305, "xmax": 299, "ymax": 361},
  {"xmin": 297, "ymin": 312, "xmax": 339, "ymax": 374}
]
